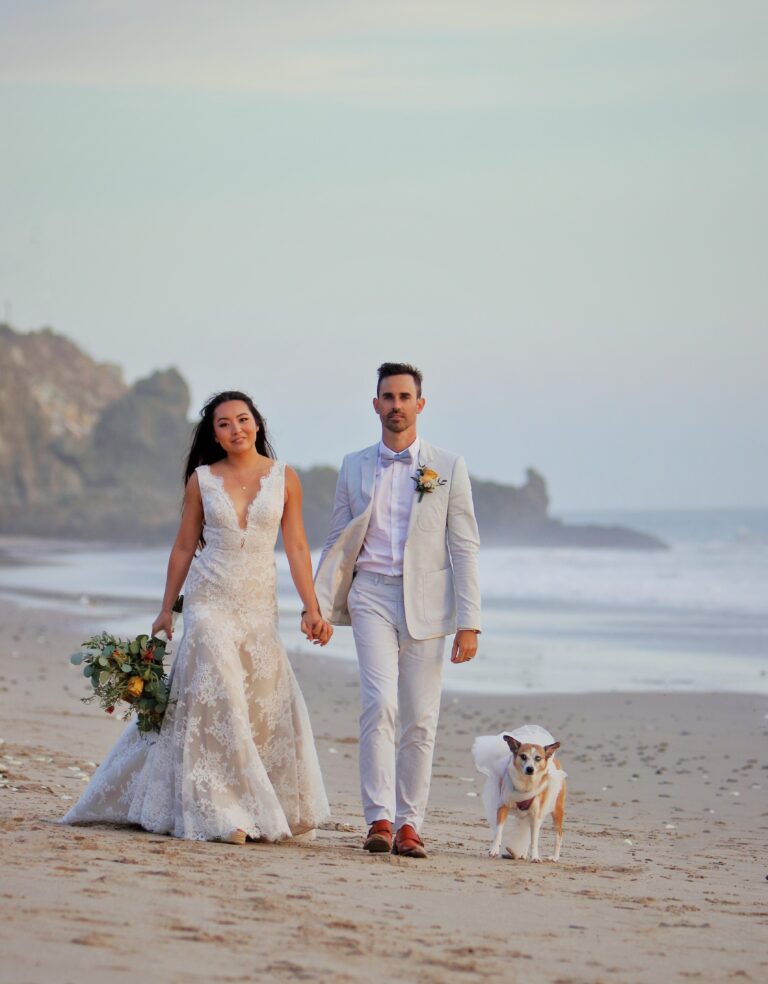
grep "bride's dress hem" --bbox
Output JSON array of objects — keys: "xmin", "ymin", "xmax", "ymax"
[{"xmin": 59, "ymin": 816, "xmax": 325, "ymax": 845}]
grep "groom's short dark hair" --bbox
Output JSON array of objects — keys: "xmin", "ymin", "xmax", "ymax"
[{"xmin": 377, "ymin": 362, "xmax": 423, "ymax": 397}]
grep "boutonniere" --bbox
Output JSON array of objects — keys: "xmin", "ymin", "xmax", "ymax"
[{"xmin": 412, "ymin": 466, "xmax": 447, "ymax": 502}]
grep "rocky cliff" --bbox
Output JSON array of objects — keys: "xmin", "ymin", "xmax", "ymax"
[
  {"xmin": 0, "ymin": 325, "xmax": 192, "ymax": 539},
  {"xmin": 0, "ymin": 325, "xmax": 666, "ymax": 550},
  {"xmin": 0, "ymin": 324, "xmax": 127, "ymax": 512}
]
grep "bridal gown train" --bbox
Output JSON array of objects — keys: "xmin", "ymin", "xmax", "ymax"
[{"xmin": 63, "ymin": 461, "xmax": 330, "ymax": 841}]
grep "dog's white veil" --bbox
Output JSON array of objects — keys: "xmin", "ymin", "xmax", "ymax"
[{"xmin": 472, "ymin": 725, "xmax": 560, "ymax": 835}]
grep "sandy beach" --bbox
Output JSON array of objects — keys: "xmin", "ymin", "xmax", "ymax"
[{"xmin": 0, "ymin": 596, "xmax": 766, "ymax": 984}]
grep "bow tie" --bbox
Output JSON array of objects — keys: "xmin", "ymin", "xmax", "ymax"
[{"xmin": 380, "ymin": 449, "xmax": 412, "ymax": 468}]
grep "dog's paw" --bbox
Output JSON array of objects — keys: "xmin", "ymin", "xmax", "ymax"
[
  {"xmin": 530, "ymin": 856, "xmax": 542, "ymax": 863},
  {"xmin": 547, "ymin": 855, "xmax": 560, "ymax": 862},
  {"xmin": 489, "ymin": 847, "xmax": 500, "ymax": 858}
]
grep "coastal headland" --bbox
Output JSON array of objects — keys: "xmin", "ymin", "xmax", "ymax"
[{"xmin": 0, "ymin": 324, "xmax": 665, "ymax": 550}]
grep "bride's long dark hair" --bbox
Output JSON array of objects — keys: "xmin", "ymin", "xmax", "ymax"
[{"xmin": 184, "ymin": 390, "xmax": 276, "ymax": 484}]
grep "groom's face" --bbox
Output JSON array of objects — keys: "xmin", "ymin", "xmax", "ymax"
[{"xmin": 373, "ymin": 374, "xmax": 425, "ymax": 434}]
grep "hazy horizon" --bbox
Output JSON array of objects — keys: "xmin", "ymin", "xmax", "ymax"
[{"xmin": 1, "ymin": 1, "xmax": 766, "ymax": 511}]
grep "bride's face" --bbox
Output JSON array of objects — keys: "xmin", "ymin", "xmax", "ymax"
[{"xmin": 213, "ymin": 400, "xmax": 259, "ymax": 454}]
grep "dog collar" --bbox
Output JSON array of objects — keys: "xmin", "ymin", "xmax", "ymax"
[{"xmin": 509, "ymin": 769, "xmax": 546, "ymax": 807}]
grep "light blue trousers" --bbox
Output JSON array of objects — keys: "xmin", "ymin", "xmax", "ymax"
[{"xmin": 348, "ymin": 570, "xmax": 446, "ymax": 832}]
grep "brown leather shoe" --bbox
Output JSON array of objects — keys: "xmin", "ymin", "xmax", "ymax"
[
  {"xmin": 363, "ymin": 819, "xmax": 393, "ymax": 853},
  {"xmin": 392, "ymin": 824, "xmax": 427, "ymax": 858}
]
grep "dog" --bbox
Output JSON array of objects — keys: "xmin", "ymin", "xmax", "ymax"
[{"xmin": 472, "ymin": 725, "xmax": 567, "ymax": 862}]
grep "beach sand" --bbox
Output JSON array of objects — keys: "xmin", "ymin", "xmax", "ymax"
[{"xmin": 0, "ymin": 596, "xmax": 766, "ymax": 984}]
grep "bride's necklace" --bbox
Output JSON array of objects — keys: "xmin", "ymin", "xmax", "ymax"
[{"xmin": 226, "ymin": 464, "xmax": 260, "ymax": 491}]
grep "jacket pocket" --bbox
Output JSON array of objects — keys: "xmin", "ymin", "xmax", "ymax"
[
  {"xmin": 422, "ymin": 567, "xmax": 455, "ymax": 620},
  {"xmin": 416, "ymin": 495, "xmax": 448, "ymax": 532}
]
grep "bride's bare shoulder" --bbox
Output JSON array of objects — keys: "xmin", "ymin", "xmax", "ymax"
[
  {"xmin": 184, "ymin": 470, "xmax": 203, "ymax": 500},
  {"xmin": 283, "ymin": 464, "xmax": 300, "ymax": 491}
]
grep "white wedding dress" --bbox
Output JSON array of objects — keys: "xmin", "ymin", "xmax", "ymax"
[{"xmin": 62, "ymin": 461, "xmax": 330, "ymax": 841}]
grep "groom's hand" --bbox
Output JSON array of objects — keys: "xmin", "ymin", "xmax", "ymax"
[
  {"xmin": 450, "ymin": 629, "xmax": 478, "ymax": 664},
  {"xmin": 301, "ymin": 611, "xmax": 333, "ymax": 647},
  {"xmin": 312, "ymin": 617, "xmax": 333, "ymax": 646}
]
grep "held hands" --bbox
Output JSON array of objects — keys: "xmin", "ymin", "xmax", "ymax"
[
  {"xmin": 151, "ymin": 610, "xmax": 174, "ymax": 641},
  {"xmin": 301, "ymin": 610, "xmax": 334, "ymax": 647},
  {"xmin": 450, "ymin": 629, "xmax": 479, "ymax": 664}
]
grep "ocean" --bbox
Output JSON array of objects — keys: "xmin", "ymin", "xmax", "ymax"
[{"xmin": 1, "ymin": 508, "xmax": 765, "ymax": 695}]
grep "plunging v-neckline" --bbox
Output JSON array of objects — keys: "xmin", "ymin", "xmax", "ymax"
[{"xmin": 207, "ymin": 461, "xmax": 278, "ymax": 531}]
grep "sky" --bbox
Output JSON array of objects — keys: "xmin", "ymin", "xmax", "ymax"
[{"xmin": 1, "ymin": 0, "xmax": 766, "ymax": 510}]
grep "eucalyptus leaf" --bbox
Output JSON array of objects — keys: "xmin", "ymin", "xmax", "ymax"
[
  {"xmin": 70, "ymin": 652, "xmax": 84, "ymax": 665},
  {"xmin": 121, "ymin": 663, "xmax": 133, "ymax": 673},
  {"xmin": 98, "ymin": 655, "xmax": 109, "ymax": 667},
  {"xmin": 83, "ymin": 664, "xmax": 93, "ymax": 678},
  {"xmin": 99, "ymin": 670, "xmax": 111, "ymax": 685}
]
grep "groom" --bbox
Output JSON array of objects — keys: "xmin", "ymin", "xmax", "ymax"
[{"xmin": 315, "ymin": 362, "xmax": 481, "ymax": 858}]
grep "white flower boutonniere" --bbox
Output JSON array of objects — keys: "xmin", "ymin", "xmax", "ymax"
[{"xmin": 412, "ymin": 466, "xmax": 447, "ymax": 502}]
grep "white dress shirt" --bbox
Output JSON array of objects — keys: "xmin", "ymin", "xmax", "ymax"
[{"xmin": 356, "ymin": 438, "xmax": 419, "ymax": 576}]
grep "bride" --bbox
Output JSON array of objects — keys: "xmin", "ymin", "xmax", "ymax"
[{"xmin": 63, "ymin": 390, "xmax": 332, "ymax": 843}]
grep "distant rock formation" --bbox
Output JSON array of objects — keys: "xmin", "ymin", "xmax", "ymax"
[
  {"xmin": 0, "ymin": 324, "xmax": 191, "ymax": 539},
  {"xmin": 0, "ymin": 324, "xmax": 667, "ymax": 550},
  {"xmin": 466, "ymin": 468, "xmax": 665, "ymax": 549},
  {"xmin": 0, "ymin": 324, "xmax": 127, "ymax": 514}
]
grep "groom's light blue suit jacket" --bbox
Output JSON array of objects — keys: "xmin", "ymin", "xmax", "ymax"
[{"xmin": 315, "ymin": 439, "xmax": 481, "ymax": 640}]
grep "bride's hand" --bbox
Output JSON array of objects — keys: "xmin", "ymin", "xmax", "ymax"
[
  {"xmin": 152, "ymin": 610, "xmax": 174, "ymax": 641},
  {"xmin": 313, "ymin": 618, "xmax": 333, "ymax": 646},
  {"xmin": 301, "ymin": 612, "xmax": 333, "ymax": 647}
]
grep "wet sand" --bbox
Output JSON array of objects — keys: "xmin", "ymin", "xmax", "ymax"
[{"xmin": 0, "ymin": 597, "xmax": 766, "ymax": 984}]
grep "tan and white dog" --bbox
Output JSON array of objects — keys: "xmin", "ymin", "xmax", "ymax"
[{"xmin": 472, "ymin": 726, "xmax": 567, "ymax": 862}]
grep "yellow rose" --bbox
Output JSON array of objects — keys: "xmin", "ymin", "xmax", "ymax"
[
  {"xmin": 125, "ymin": 676, "xmax": 144, "ymax": 699},
  {"xmin": 421, "ymin": 468, "xmax": 439, "ymax": 482}
]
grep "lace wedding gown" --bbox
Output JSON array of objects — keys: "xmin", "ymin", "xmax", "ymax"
[{"xmin": 62, "ymin": 461, "xmax": 330, "ymax": 841}]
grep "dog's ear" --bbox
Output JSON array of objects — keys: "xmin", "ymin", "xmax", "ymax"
[
  {"xmin": 544, "ymin": 741, "xmax": 560, "ymax": 759},
  {"xmin": 503, "ymin": 735, "xmax": 521, "ymax": 754}
]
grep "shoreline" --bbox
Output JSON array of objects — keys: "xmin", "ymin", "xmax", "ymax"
[
  {"xmin": 2, "ymin": 588, "xmax": 765, "ymax": 698},
  {"xmin": 1, "ymin": 595, "xmax": 767, "ymax": 983},
  {"xmin": 2, "ymin": 536, "xmax": 766, "ymax": 698}
]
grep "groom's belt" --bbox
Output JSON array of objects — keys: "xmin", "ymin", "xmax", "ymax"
[{"xmin": 354, "ymin": 570, "xmax": 404, "ymax": 586}]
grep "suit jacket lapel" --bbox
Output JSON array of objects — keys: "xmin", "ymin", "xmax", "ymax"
[
  {"xmin": 405, "ymin": 438, "xmax": 433, "ymax": 541},
  {"xmin": 360, "ymin": 444, "xmax": 378, "ymax": 502}
]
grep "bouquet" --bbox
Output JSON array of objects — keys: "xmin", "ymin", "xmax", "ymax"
[{"xmin": 70, "ymin": 596, "xmax": 183, "ymax": 734}]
